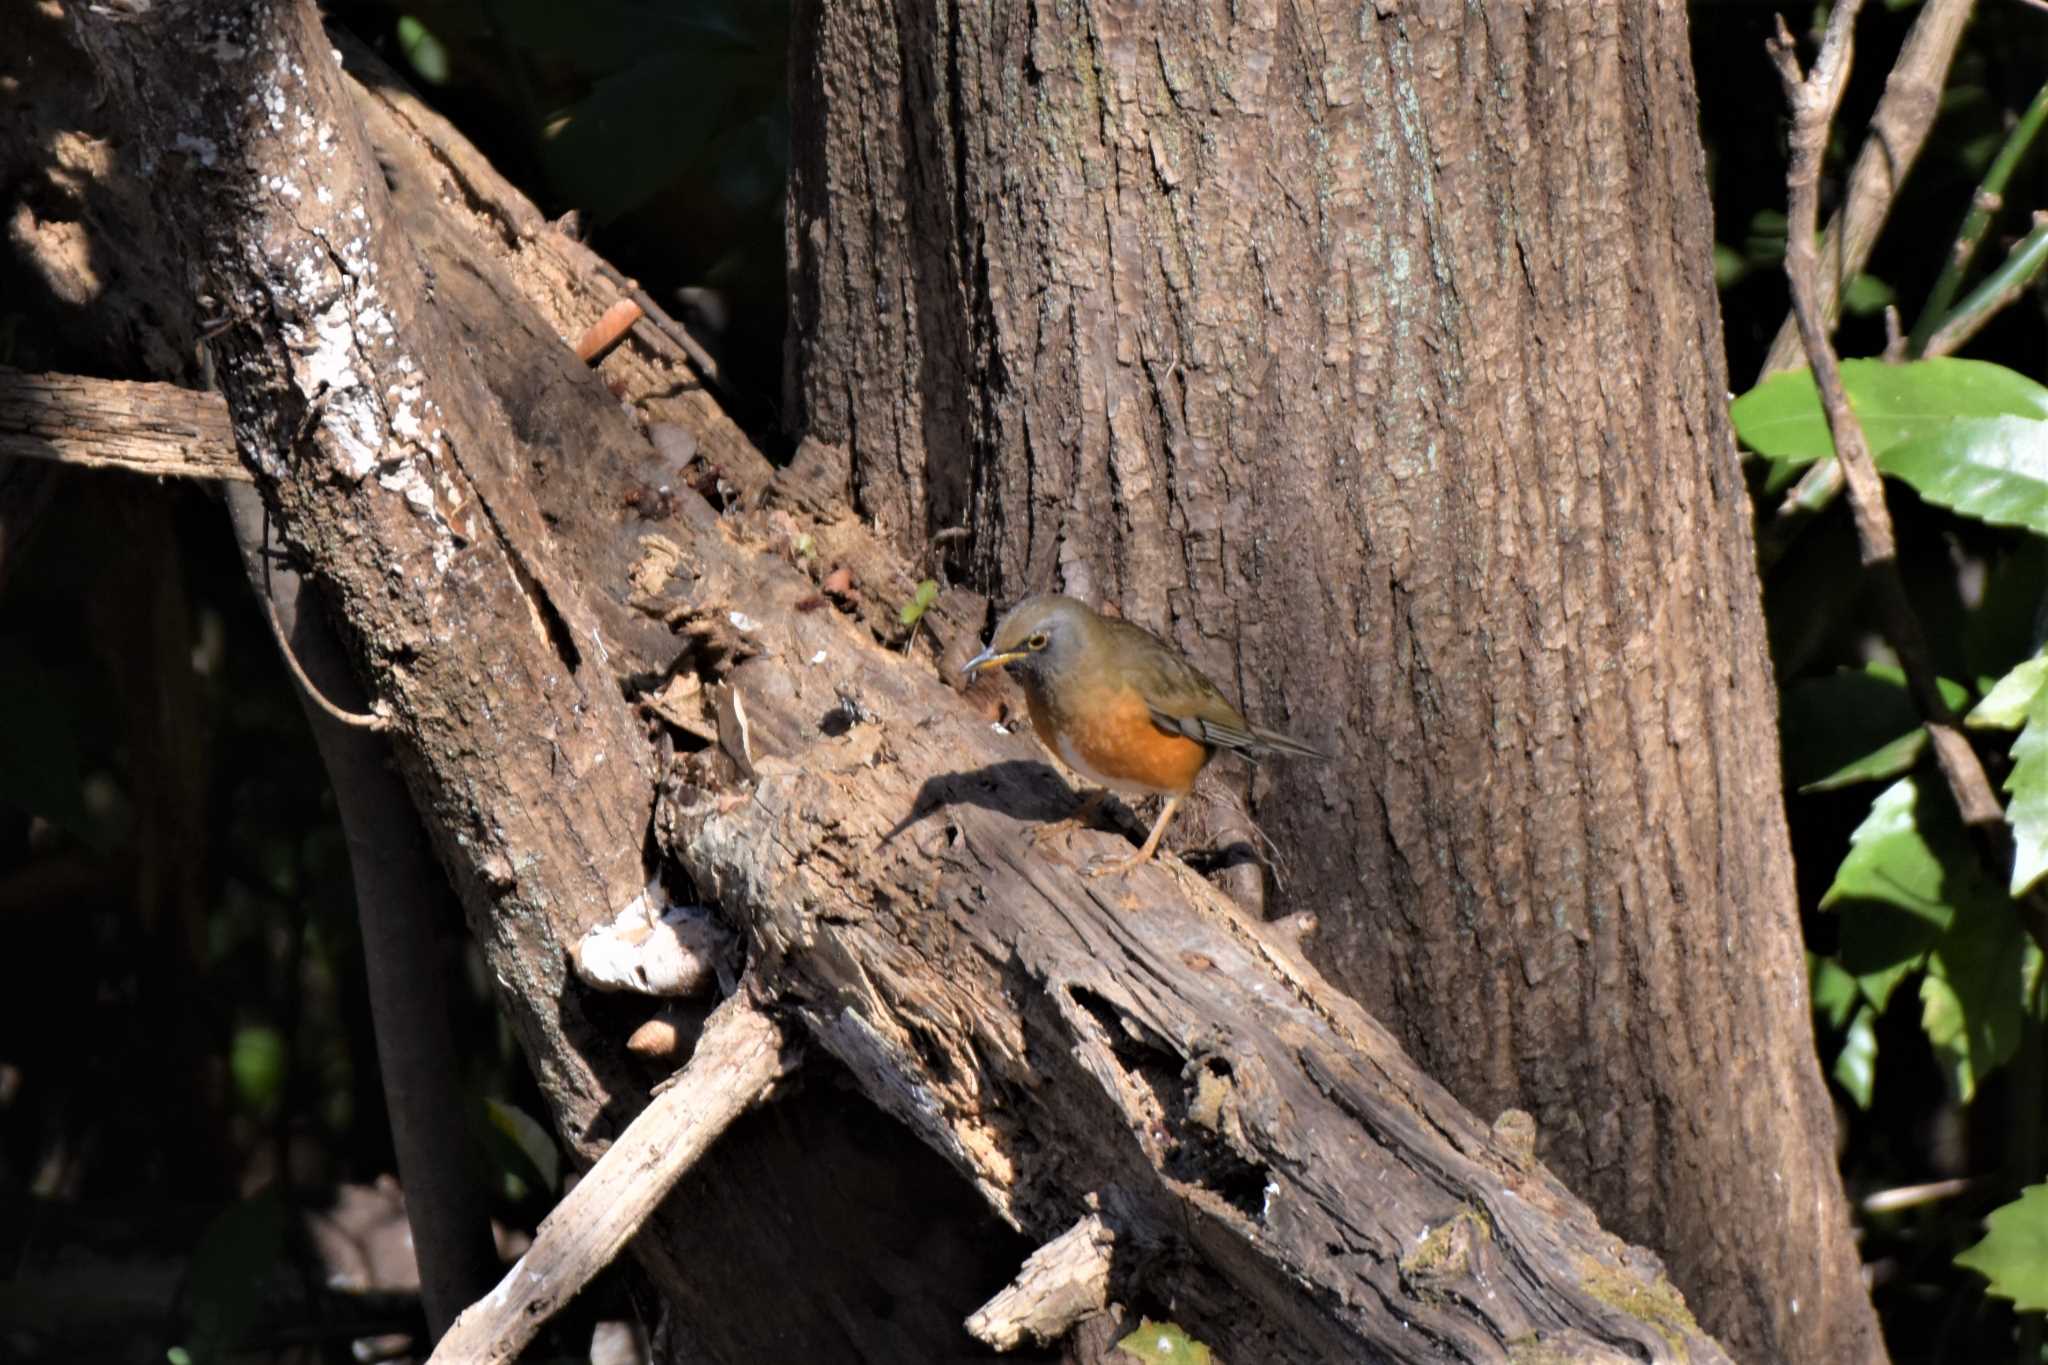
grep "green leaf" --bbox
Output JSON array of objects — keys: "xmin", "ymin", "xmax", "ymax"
[
  {"xmin": 1782, "ymin": 667, "xmax": 1967, "ymax": 792},
  {"xmin": 1825, "ymin": 778, "xmax": 1998, "ymax": 1012},
  {"xmin": 1833, "ymin": 1004, "xmax": 1878, "ymax": 1110},
  {"xmin": 898, "ymin": 578, "xmax": 940, "ymax": 626},
  {"xmin": 1920, "ymin": 902, "xmax": 2027, "ymax": 1103},
  {"xmin": 1969, "ymin": 655, "xmax": 2048, "ymax": 729},
  {"xmin": 1841, "ymin": 272, "xmax": 1896, "ymax": 316},
  {"xmin": 2007, "ymin": 686, "xmax": 2048, "ymax": 895},
  {"xmin": 1115, "ymin": 1320, "xmax": 1214, "ymax": 1364},
  {"xmin": 1958, "ymin": 1184, "xmax": 2048, "ymax": 1311},
  {"xmin": 229, "ymin": 1025, "xmax": 286, "ymax": 1117},
  {"xmin": 1810, "ymin": 953, "xmax": 1862, "ymax": 1029},
  {"xmin": 1730, "ymin": 358, "xmax": 2048, "ymax": 473},
  {"xmin": 1882, "ymin": 416, "xmax": 2048, "ymax": 538},
  {"xmin": 1803, "ymin": 729, "xmax": 1926, "ymax": 793},
  {"xmin": 1713, "ymin": 244, "xmax": 1746, "ymax": 288},
  {"xmin": 483, "ymin": 1097, "xmax": 560, "ymax": 1198},
  {"xmin": 395, "ymin": 16, "xmax": 449, "ymax": 85},
  {"xmin": 1823, "ymin": 779, "xmax": 1955, "ymax": 919},
  {"xmin": 1825, "ymin": 781, "xmax": 2031, "ymax": 1101}
]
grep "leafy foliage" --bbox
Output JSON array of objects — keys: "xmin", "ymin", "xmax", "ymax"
[
  {"xmin": 1115, "ymin": 1320, "xmax": 1215, "ymax": 1364},
  {"xmin": 1715, "ymin": 13, "xmax": 2048, "ymax": 1342},
  {"xmin": 2007, "ymin": 682, "xmax": 2048, "ymax": 896},
  {"xmin": 1958, "ymin": 1185, "xmax": 2048, "ymax": 1313},
  {"xmin": 899, "ymin": 578, "xmax": 940, "ymax": 628},
  {"xmin": 1732, "ymin": 358, "xmax": 2048, "ymax": 474}
]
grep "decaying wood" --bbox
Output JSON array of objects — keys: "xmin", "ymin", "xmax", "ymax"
[
  {"xmin": 656, "ymin": 524, "xmax": 1729, "ymax": 1362},
  {"xmin": 0, "ymin": 367, "xmax": 243, "ymax": 480},
  {"xmin": 787, "ymin": 5, "xmax": 1877, "ymax": 1359},
  {"xmin": 328, "ymin": 33, "xmax": 776, "ymax": 503},
  {"xmin": 966, "ymin": 1214, "xmax": 1115, "ymax": 1351},
  {"xmin": 75, "ymin": 0, "xmax": 660, "ymax": 1158},
  {"xmin": 429, "ymin": 997, "xmax": 795, "ymax": 1365},
  {"xmin": 61, "ymin": 1, "xmax": 1736, "ymax": 1359}
]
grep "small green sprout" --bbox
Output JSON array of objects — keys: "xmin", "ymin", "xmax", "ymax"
[{"xmin": 898, "ymin": 579, "xmax": 939, "ymax": 627}]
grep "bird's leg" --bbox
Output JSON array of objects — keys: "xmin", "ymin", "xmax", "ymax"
[
  {"xmin": 1084, "ymin": 795, "xmax": 1182, "ymax": 878},
  {"xmin": 1030, "ymin": 788, "xmax": 1108, "ymax": 848}
]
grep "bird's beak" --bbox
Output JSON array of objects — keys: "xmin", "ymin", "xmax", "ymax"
[{"xmin": 961, "ymin": 646, "xmax": 1024, "ymax": 679}]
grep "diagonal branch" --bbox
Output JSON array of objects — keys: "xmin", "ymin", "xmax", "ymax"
[
  {"xmin": 429, "ymin": 995, "xmax": 796, "ymax": 1365},
  {"xmin": 1757, "ymin": 0, "xmax": 1975, "ymax": 555},
  {"xmin": 0, "ymin": 366, "xmax": 244, "ymax": 480},
  {"xmin": 1759, "ymin": 0, "xmax": 1977, "ymax": 380},
  {"xmin": 1770, "ymin": 4, "xmax": 2048, "ymax": 956}
]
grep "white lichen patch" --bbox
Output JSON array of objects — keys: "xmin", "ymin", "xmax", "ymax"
[{"xmin": 388, "ymin": 383, "xmax": 424, "ymax": 440}]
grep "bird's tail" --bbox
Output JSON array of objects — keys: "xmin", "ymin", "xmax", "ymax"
[{"xmin": 1250, "ymin": 726, "xmax": 1328, "ymax": 760}]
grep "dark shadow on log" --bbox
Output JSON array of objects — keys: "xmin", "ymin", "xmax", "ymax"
[{"xmin": 885, "ymin": 759, "xmax": 1085, "ymax": 841}]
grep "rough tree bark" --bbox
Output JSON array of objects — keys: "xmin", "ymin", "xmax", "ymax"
[
  {"xmin": 786, "ymin": 4, "xmax": 1876, "ymax": 1362},
  {"xmin": 33, "ymin": 0, "xmax": 1758, "ymax": 1358}
]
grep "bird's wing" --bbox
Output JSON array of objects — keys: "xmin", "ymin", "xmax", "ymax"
[
  {"xmin": 1107, "ymin": 620, "xmax": 1264, "ymax": 752},
  {"xmin": 1113, "ymin": 619, "xmax": 1327, "ymax": 759}
]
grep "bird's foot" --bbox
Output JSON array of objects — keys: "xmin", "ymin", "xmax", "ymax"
[
  {"xmin": 1082, "ymin": 850, "xmax": 1151, "ymax": 879},
  {"xmin": 1030, "ymin": 792, "xmax": 1108, "ymax": 849}
]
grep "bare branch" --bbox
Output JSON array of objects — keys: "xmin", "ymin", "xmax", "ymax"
[
  {"xmin": 1759, "ymin": 0, "xmax": 1977, "ymax": 378},
  {"xmin": 966, "ymin": 1214, "xmax": 1116, "ymax": 1351},
  {"xmin": 1922, "ymin": 212, "xmax": 2048, "ymax": 358},
  {"xmin": 1772, "ymin": 2, "xmax": 2048, "ymax": 955},
  {"xmin": 228, "ymin": 483, "xmax": 498, "ymax": 1334},
  {"xmin": 429, "ymin": 996, "xmax": 796, "ymax": 1365},
  {"xmin": 0, "ymin": 367, "xmax": 242, "ymax": 480}
]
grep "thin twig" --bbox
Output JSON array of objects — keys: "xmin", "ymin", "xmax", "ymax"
[
  {"xmin": 260, "ymin": 586, "xmax": 392, "ymax": 732},
  {"xmin": 1910, "ymin": 77, "xmax": 2048, "ymax": 353},
  {"xmin": 1770, "ymin": 4, "xmax": 2048, "ymax": 956},
  {"xmin": 428, "ymin": 995, "xmax": 795, "ymax": 1365},
  {"xmin": 1860, "ymin": 1176, "xmax": 1980, "ymax": 1214},
  {"xmin": 586, "ymin": 259, "xmax": 729, "ymax": 396},
  {"xmin": 1754, "ymin": 0, "xmax": 1977, "ymax": 562},
  {"xmin": 1758, "ymin": 0, "xmax": 1978, "ymax": 380},
  {"xmin": 1922, "ymin": 212, "xmax": 2048, "ymax": 358},
  {"xmin": 227, "ymin": 484, "xmax": 500, "ymax": 1335}
]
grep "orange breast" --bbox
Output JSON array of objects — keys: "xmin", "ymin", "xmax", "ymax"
[{"xmin": 1026, "ymin": 684, "xmax": 1210, "ymax": 797}]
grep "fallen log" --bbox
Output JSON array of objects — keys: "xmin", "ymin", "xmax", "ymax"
[{"xmin": 55, "ymin": 1, "xmax": 1731, "ymax": 1359}]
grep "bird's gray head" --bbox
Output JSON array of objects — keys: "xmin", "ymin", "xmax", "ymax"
[{"xmin": 960, "ymin": 594, "xmax": 1094, "ymax": 689}]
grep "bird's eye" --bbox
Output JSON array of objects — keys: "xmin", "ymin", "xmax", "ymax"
[{"xmin": 1026, "ymin": 632, "xmax": 1049, "ymax": 651}]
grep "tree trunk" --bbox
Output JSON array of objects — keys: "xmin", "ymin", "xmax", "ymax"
[
  {"xmin": 786, "ymin": 4, "xmax": 1876, "ymax": 1361},
  {"xmin": 36, "ymin": 0, "xmax": 1763, "ymax": 1358}
]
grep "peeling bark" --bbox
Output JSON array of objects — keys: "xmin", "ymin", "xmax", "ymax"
[{"xmin": 786, "ymin": 4, "xmax": 1876, "ymax": 1359}]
